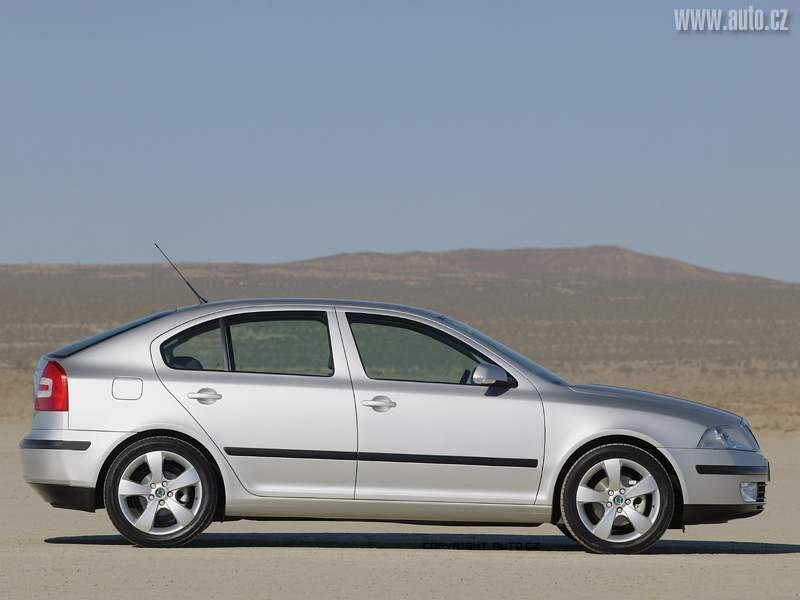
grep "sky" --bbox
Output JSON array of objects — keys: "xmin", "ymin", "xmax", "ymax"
[{"xmin": 1, "ymin": 2, "xmax": 798, "ymax": 280}]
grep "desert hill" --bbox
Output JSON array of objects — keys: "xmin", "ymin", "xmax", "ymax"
[
  {"xmin": 293, "ymin": 246, "xmax": 767, "ymax": 283},
  {"xmin": 1, "ymin": 246, "xmax": 798, "ymax": 429}
]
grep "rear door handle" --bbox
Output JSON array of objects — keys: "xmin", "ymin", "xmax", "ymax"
[
  {"xmin": 187, "ymin": 388, "xmax": 222, "ymax": 404},
  {"xmin": 361, "ymin": 396, "xmax": 397, "ymax": 412}
]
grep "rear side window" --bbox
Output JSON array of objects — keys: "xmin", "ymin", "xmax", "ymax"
[
  {"xmin": 228, "ymin": 312, "xmax": 333, "ymax": 377},
  {"xmin": 161, "ymin": 320, "xmax": 226, "ymax": 371},
  {"xmin": 160, "ymin": 311, "xmax": 333, "ymax": 377}
]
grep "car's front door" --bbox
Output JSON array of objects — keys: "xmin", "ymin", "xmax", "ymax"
[
  {"xmin": 338, "ymin": 309, "xmax": 545, "ymax": 504},
  {"xmin": 153, "ymin": 307, "xmax": 357, "ymax": 499}
]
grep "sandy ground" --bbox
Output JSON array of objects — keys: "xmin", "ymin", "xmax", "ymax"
[{"xmin": 1, "ymin": 422, "xmax": 798, "ymax": 600}]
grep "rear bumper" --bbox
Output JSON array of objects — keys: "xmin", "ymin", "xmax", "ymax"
[
  {"xmin": 20, "ymin": 429, "xmax": 126, "ymax": 513},
  {"xmin": 20, "ymin": 438, "xmax": 92, "ymax": 451},
  {"xmin": 19, "ymin": 429, "xmax": 123, "ymax": 490},
  {"xmin": 28, "ymin": 483, "xmax": 96, "ymax": 512}
]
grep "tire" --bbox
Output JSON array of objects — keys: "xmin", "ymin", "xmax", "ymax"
[
  {"xmin": 560, "ymin": 443, "xmax": 674, "ymax": 554},
  {"xmin": 556, "ymin": 523, "xmax": 576, "ymax": 542},
  {"xmin": 104, "ymin": 436, "xmax": 217, "ymax": 548}
]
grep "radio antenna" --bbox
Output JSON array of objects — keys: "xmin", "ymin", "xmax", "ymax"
[{"xmin": 154, "ymin": 242, "xmax": 208, "ymax": 304}]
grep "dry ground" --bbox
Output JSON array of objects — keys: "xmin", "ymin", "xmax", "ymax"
[{"xmin": 1, "ymin": 422, "xmax": 798, "ymax": 600}]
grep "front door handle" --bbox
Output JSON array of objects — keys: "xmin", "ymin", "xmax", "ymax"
[
  {"xmin": 361, "ymin": 396, "xmax": 397, "ymax": 413},
  {"xmin": 187, "ymin": 388, "xmax": 222, "ymax": 404}
]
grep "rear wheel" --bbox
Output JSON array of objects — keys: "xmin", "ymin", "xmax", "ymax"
[
  {"xmin": 104, "ymin": 437, "xmax": 217, "ymax": 547},
  {"xmin": 560, "ymin": 444, "xmax": 674, "ymax": 554}
]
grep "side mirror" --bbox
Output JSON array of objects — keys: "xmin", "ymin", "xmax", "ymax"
[{"xmin": 472, "ymin": 363, "xmax": 509, "ymax": 386}]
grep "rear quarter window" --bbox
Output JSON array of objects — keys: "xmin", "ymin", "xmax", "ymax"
[{"xmin": 161, "ymin": 320, "xmax": 226, "ymax": 371}]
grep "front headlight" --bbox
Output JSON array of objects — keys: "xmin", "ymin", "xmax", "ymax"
[{"xmin": 697, "ymin": 421, "xmax": 759, "ymax": 451}]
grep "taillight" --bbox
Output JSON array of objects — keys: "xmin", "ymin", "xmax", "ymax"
[{"xmin": 35, "ymin": 360, "xmax": 69, "ymax": 411}]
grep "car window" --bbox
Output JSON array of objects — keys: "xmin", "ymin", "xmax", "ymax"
[
  {"xmin": 228, "ymin": 312, "xmax": 333, "ymax": 377},
  {"xmin": 161, "ymin": 320, "xmax": 226, "ymax": 371},
  {"xmin": 347, "ymin": 313, "xmax": 488, "ymax": 385}
]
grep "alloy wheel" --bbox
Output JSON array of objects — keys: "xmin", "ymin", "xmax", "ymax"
[
  {"xmin": 117, "ymin": 450, "xmax": 203, "ymax": 535},
  {"xmin": 575, "ymin": 457, "xmax": 661, "ymax": 543}
]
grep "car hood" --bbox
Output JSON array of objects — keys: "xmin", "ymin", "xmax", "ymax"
[{"xmin": 568, "ymin": 383, "xmax": 742, "ymax": 427}]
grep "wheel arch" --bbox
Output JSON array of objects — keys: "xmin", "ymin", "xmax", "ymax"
[
  {"xmin": 549, "ymin": 434, "xmax": 686, "ymax": 529},
  {"xmin": 94, "ymin": 428, "xmax": 227, "ymax": 521}
]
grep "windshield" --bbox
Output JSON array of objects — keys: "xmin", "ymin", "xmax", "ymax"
[
  {"xmin": 49, "ymin": 309, "xmax": 176, "ymax": 358},
  {"xmin": 439, "ymin": 316, "xmax": 568, "ymax": 386}
]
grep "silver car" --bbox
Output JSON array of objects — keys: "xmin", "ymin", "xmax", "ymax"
[{"xmin": 19, "ymin": 299, "xmax": 769, "ymax": 553}]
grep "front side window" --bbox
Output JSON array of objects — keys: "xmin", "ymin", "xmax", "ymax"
[
  {"xmin": 161, "ymin": 320, "xmax": 225, "ymax": 371},
  {"xmin": 228, "ymin": 312, "xmax": 333, "ymax": 377},
  {"xmin": 347, "ymin": 313, "xmax": 489, "ymax": 385}
]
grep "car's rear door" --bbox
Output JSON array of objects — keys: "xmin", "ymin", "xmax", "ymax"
[
  {"xmin": 339, "ymin": 308, "xmax": 545, "ymax": 504},
  {"xmin": 152, "ymin": 306, "xmax": 357, "ymax": 499}
]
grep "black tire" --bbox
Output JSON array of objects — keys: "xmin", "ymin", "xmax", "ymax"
[
  {"xmin": 104, "ymin": 436, "xmax": 217, "ymax": 548},
  {"xmin": 560, "ymin": 443, "xmax": 674, "ymax": 554},
  {"xmin": 556, "ymin": 523, "xmax": 577, "ymax": 542}
]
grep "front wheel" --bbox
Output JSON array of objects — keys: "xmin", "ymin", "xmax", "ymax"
[
  {"xmin": 560, "ymin": 443, "xmax": 674, "ymax": 554},
  {"xmin": 103, "ymin": 436, "xmax": 217, "ymax": 547},
  {"xmin": 556, "ymin": 523, "xmax": 576, "ymax": 542}
]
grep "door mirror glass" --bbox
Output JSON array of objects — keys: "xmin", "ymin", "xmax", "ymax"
[{"xmin": 472, "ymin": 363, "xmax": 509, "ymax": 386}]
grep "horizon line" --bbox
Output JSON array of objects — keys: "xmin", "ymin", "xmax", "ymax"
[{"xmin": 0, "ymin": 244, "xmax": 790, "ymax": 284}]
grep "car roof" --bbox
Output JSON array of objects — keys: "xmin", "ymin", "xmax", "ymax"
[{"xmin": 171, "ymin": 298, "xmax": 445, "ymax": 320}]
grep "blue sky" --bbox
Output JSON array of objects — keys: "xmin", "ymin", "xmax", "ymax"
[{"xmin": 2, "ymin": 2, "xmax": 798, "ymax": 279}]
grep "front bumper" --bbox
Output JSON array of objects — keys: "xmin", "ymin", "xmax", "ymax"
[
  {"xmin": 682, "ymin": 503, "xmax": 764, "ymax": 525},
  {"xmin": 669, "ymin": 447, "xmax": 770, "ymax": 504},
  {"xmin": 667, "ymin": 447, "xmax": 769, "ymax": 525}
]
